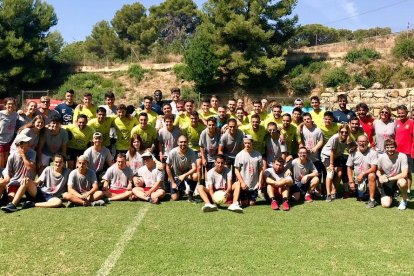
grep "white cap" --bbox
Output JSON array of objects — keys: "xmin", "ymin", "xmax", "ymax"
[
  {"xmin": 14, "ymin": 134, "xmax": 32, "ymax": 145},
  {"xmin": 243, "ymin": 134, "xmax": 253, "ymax": 141},
  {"xmin": 141, "ymin": 151, "xmax": 153, "ymax": 159}
]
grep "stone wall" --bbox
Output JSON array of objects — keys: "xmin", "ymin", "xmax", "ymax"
[{"xmin": 320, "ymin": 88, "xmax": 414, "ymax": 116}]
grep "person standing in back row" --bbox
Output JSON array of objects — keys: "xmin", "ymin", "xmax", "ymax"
[
  {"xmin": 333, "ymin": 94, "xmax": 356, "ymax": 124},
  {"xmin": 55, "ymin": 89, "xmax": 78, "ymax": 125}
]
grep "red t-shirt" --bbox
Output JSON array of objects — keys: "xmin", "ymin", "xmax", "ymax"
[
  {"xmin": 395, "ymin": 118, "xmax": 414, "ymax": 154},
  {"xmin": 359, "ymin": 116, "xmax": 375, "ymax": 147}
]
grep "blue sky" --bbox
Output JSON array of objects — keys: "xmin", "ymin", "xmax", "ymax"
[{"xmin": 46, "ymin": 0, "xmax": 414, "ymax": 43}]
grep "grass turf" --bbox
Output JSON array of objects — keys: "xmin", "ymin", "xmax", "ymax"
[{"xmin": 1, "ymin": 197, "xmax": 414, "ymax": 275}]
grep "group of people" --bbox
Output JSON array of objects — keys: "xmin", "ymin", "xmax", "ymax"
[{"xmin": 0, "ymin": 88, "xmax": 412, "ymax": 213}]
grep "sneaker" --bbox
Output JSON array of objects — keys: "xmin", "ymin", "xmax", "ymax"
[
  {"xmin": 331, "ymin": 193, "xmax": 336, "ymax": 199},
  {"xmin": 398, "ymin": 200, "xmax": 407, "ymax": 210},
  {"xmin": 202, "ymin": 203, "xmax": 218, "ymax": 212},
  {"xmin": 1, "ymin": 203, "xmax": 17, "ymax": 213},
  {"xmin": 367, "ymin": 199, "xmax": 376, "ymax": 208},
  {"xmin": 91, "ymin": 200, "xmax": 106, "ymax": 207},
  {"xmin": 305, "ymin": 194, "xmax": 313, "ymax": 203},
  {"xmin": 326, "ymin": 195, "xmax": 332, "ymax": 202},
  {"xmin": 271, "ymin": 200, "xmax": 279, "ymax": 210},
  {"xmin": 66, "ymin": 202, "xmax": 75, "ymax": 208},
  {"xmin": 228, "ymin": 203, "xmax": 243, "ymax": 213},
  {"xmin": 281, "ymin": 201, "xmax": 290, "ymax": 211},
  {"xmin": 22, "ymin": 201, "xmax": 35, "ymax": 209},
  {"xmin": 343, "ymin": 191, "xmax": 350, "ymax": 199}
]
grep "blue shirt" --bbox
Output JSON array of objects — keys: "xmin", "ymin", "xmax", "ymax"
[
  {"xmin": 332, "ymin": 109, "xmax": 356, "ymax": 124},
  {"xmin": 55, "ymin": 102, "xmax": 77, "ymax": 125}
]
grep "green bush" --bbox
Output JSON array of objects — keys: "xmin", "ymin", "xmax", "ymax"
[
  {"xmin": 289, "ymin": 64, "xmax": 305, "ymax": 78},
  {"xmin": 180, "ymin": 86, "xmax": 199, "ymax": 103},
  {"xmin": 345, "ymin": 48, "xmax": 381, "ymax": 63},
  {"xmin": 128, "ymin": 64, "xmax": 147, "ymax": 84},
  {"xmin": 393, "ymin": 36, "xmax": 414, "ymax": 60},
  {"xmin": 56, "ymin": 73, "xmax": 124, "ymax": 105},
  {"xmin": 290, "ymin": 74, "xmax": 316, "ymax": 95},
  {"xmin": 173, "ymin": 63, "xmax": 189, "ymax": 80},
  {"xmin": 308, "ymin": 61, "xmax": 329, "ymax": 73},
  {"xmin": 392, "ymin": 66, "xmax": 414, "ymax": 87},
  {"xmin": 374, "ymin": 64, "xmax": 393, "ymax": 87},
  {"xmin": 322, "ymin": 67, "xmax": 351, "ymax": 87},
  {"xmin": 354, "ymin": 74, "xmax": 375, "ymax": 89}
]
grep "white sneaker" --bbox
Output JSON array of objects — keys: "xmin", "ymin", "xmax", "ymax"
[
  {"xmin": 398, "ymin": 200, "xmax": 407, "ymax": 210},
  {"xmin": 202, "ymin": 203, "xmax": 218, "ymax": 212},
  {"xmin": 228, "ymin": 203, "xmax": 243, "ymax": 213}
]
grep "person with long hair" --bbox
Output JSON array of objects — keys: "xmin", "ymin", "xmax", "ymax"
[
  {"xmin": 373, "ymin": 106, "xmax": 395, "ymax": 154},
  {"xmin": 0, "ymin": 97, "xmax": 18, "ymax": 168},
  {"xmin": 127, "ymin": 133, "xmax": 145, "ymax": 185},
  {"xmin": 17, "ymin": 101, "xmax": 37, "ymax": 129},
  {"xmin": 10, "ymin": 115, "xmax": 45, "ymax": 154}
]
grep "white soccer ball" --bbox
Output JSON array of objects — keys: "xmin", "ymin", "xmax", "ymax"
[{"xmin": 213, "ymin": 190, "xmax": 227, "ymax": 205}]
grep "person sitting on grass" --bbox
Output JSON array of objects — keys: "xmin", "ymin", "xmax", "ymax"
[
  {"xmin": 101, "ymin": 153, "xmax": 134, "ymax": 202},
  {"xmin": 132, "ymin": 151, "xmax": 165, "ymax": 204},
  {"xmin": 198, "ymin": 154, "xmax": 243, "ymax": 213},
  {"xmin": 377, "ymin": 138, "xmax": 409, "ymax": 210},
  {"xmin": 346, "ymin": 135, "xmax": 378, "ymax": 207},
  {"xmin": 265, "ymin": 157, "xmax": 293, "ymax": 211},
  {"xmin": 286, "ymin": 146, "xmax": 320, "ymax": 203},
  {"xmin": 62, "ymin": 155, "xmax": 104, "ymax": 207},
  {"xmin": 1, "ymin": 153, "xmax": 70, "ymax": 212},
  {"xmin": 0, "ymin": 134, "xmax": 36, "ymax": 204},
  {"xmin": 234, "ymin": 134, "xmax": 264, "ymax": 206},
  {"xmin": 166, "ymin": 135, "xmax": 198, "ymax": 202}
]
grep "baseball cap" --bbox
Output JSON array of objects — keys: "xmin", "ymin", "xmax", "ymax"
[
  {"xmin": 243, "ymin": 134, "xmax": 253, "ymax": 141},
  {"xmin": 14, "ymin": 134, "xmax": 32, "ymax": 145},
  {"xmin": 294, "ymin": 98, "xmax": 303, "ymax": 104},
  {"xmin": 93, "ymin": 132, "xmax": 103, "ymax": 139},
  {"xmin": 141, "ymin": 151, "xmax": 153, "ymax": 159}
]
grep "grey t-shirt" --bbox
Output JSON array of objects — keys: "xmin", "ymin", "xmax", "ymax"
[
  {"xmin": 301, "ymin": 125, "xmax": 323, "ymax": 161},
  {"xmin": 0, "ymin": 111, "xmax": 18, "ymax": 144},
  {"xmin": 137, "ymin": 165, "xmax": 164, "ymax": 188},
  {"xmin": 205, "ymin": 167, "xmax": 232, "ymax": 190},
  {"xmin": 4, "ymin": 149, "xmax": 37, "ymax": 186},
  {"xmin": 346, "ymin": 148, "xmax": 378, "ymax": 176},
  {"xmin": 377, "ymin": 152, "xmax": 408, "ymax": 177},
  {"xmin": 264, "ymin": 135, "xmax": 286, "ymax": 164},
  {"xmin": 10, "ymin": 128, "xmax": 40, "ymax": 153},
  {"xmin": 158, "ymin": 127, "xmax": 181, "ymax": 155},
  {"xmin": 84, "ymin": 146, "xmax": 112, "ymax": 172},
  {"xmin": 199, "ymin": 129, "xmax": 221, "ymax": 163},
  {"xmin": 286, "ymin": 158, "xmax": 317, "ymax": 183},
  {"xmin": 38, "ymin": 166, "xmax": 70, "ymax": 197},
  {"xmin": 234, "ymin": 150, "xmax": 263, "ymax": 189},
  {"xmin": 42, "ymin": 128, "xmax": 69, "ymax": 155},
  {"xmin": 264, "ymin": 167, "xmax": 292, "ymax": 182},
  {"xmin": 374, "ymin": 119, "xmax": 396, "ymax": 153},
  {"xmin": 166, "ymin": 147, "xmax": 197, "ymax": 176},
  {"xmin": 321, "ymin": 133, "xmax": 354, "ymax": 160},
  {"xmin": 36, "ymin": 109, "xmax": 60, "ymax": 125},
  {"xmin": 68, "ymin": 168, "xmax": 97, "ymax": 193},
  {"xmin": 219, "ymin": 130, "xmax": 244, "ymax": 159},
  {"xmin": 102, "ymin": 165, "xmax": 134, "ymax": 190},
  {"xmin": 16, "ymin": 114, "xmax": 33, "ymax": 130}
]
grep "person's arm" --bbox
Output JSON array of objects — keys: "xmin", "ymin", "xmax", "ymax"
[
  {"xmin": 218, "ymin": 145, "xmax": 224, "ymax": 155},
  {"xmin": 389, "ymin": 168, "xmax": 408, "ymax": 182},
  {"xmin": 86, "ymin": 182, "xmax": 99, "ymax": 198},
  {"xmin": 102, "ymin": 179, "xmax": 109, "ymax": 190},
  {"xmin": 199, "ymin": 146, "xmax": 207, "ymax": 167},
  {"xmin": 234, "ymin": 167, "xmax": 247, "ymax": 190},
  {"xmin": 18, "ymin": 148, "xmax": 35, "ymax": 171},
  {"xmin": 312, "ymin": 139, "xmax": 324, "ymax": 153},
  {"xmin": 356, "ymin": 164, "xmax": 377, "ymax": 183},
  {"xmin": 266, "ymin": 176, "xmax": 292, "ymax": 187},
  {"xmin": 166, "ymin": 164, "xmax": 176, "ymax": 189},
  {"xmin": 329, "ymin": 149, "xmax": 335, "ymax": 170},
  {"xmin": 178, "ymin": 163, "xmax": 196, "ymax": 181},
  {"xmin": 347, "ymin": 166, "xmax": 355, "ymax": 186},
  {"xmin": 68, "ymin": 185, "xmax": 83, "ymax": 198}
]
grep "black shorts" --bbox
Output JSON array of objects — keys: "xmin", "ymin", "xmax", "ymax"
[
  {"xmin": 26, "ymin": 188, "xmax": 55, "ymax": 203},
  {"xmin": 240, "ymin": 189, "xmax": 258, "ymax": 202},
  {"xmin": 382, "ymin": 181, "xmax": 398, "ymax": 197}
]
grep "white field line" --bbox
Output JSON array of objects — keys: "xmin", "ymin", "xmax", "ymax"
[{"xmin": 96, "ymin": 205, "xmax": 150, "ymax": 276}]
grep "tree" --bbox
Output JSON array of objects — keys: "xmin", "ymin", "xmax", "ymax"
[
  {"xmin": 201, "ymin": 0, "xmax": 298, "ymax": 86},
  {"xmin": 294, "ymin": 24, "xmax": 339, "ymax": 47},
  {"xmin": 393, "ymin": 35, "xmax": 414, "ymax": 60},
  {"xmin": 45, "ymin": 31, "xmax": 64, "ymax": 60},
  {"xmin": 0, "ymin": 0, "xmax": 57, "ymax": 95}
]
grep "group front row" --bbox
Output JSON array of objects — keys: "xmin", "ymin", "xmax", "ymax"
[{"xmin": 0, "ymin": 130, "xmax": 410, "ymax": 213}]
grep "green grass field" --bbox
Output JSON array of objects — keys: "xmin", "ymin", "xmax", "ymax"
[{"xmin": 1, "ymin": 197, "xmax": 414, "ymax": 275}]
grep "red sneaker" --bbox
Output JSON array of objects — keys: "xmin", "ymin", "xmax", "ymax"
[
  {"xmin": 271, "ymin": 200, "xmax": 279, "ymax": 210},
  {"xmin": 305, "ymin": 194, "xmax": 313, "ymax": 203},
  {"xmin": 282, "ymin": 201, "xmax": 290, "ymax": 211}
]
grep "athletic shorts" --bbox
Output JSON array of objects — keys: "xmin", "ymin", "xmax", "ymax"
[
  {"xmin": 67, "ymin": 148, "xmax": 85, "ymax": 161},
  {"xmin": 27, "ymin": 187, "xmax": 55, "ymax": 202},
  {"xmin": 240, "ymin": 189, "xmax": 258, "ymax": 202},
  {"xmin": 109, "ymin": 188, "xmax": 129, "ymax": 194},
  {"xmin": 169, "ymin": 178, "xmax": 197, "ymax": 196},
  {"xmin": 381, "ymin": 181, "xmax": 398, "ymax": 197},
  {"xmin": 224, "ymin": 156, "xmax": 235, "ymax": 167},
  {"xmin": 193, "ymin": 151, "xmax": 201, "ymax": 159},
  {"xmin": 41, "ymin": 152, "xmax": 54, "ymax": 166},
  {"xmin": 7, "ymin": 185, "xmax": 19, "ymax": 194},
  {"xmin": 404, "ymin": 153, "xmax": 414, "ymax": 173},
  {"xmin": 290, "ymin": 181, "xmax": 310, "ymax": 195},
  {"xmin": 322, "ymin": 156, "xmax": 346, "ymax": 168},
  {"xmin": 0, "ymin": 143, "xmax": 11, "ymax": 153}
]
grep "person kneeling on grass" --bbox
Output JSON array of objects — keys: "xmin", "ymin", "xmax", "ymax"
[
  {"xmin": 1, "ymin": 153, "xmax": 70, "ymax": 212},
  {"xmin": 265, "ymin": 157, "xmax": 293, "ymax": 211},
  {"xmin": 286, "ymin": 147, "xmax": 320, "ymax": 203},
  {"xmin": 102, "ymin": 153, "xmax": 134, "ymax": 202},
  {"xmin": 62, "ymin": 155, "xmax": 105, "ymax": 207},
  {"xmin": 198, "ymin": 154, "xmax": 243, "ymax": 213},
  {"xmin": 377, "ymin": 138, "xmax": 409, "ymax": 210},
  {"xmin": 132, "ymin": 151, "xmax": 166, "ymax": 204}
]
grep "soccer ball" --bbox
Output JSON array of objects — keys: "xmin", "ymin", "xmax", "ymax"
[{"xmin": 213, "ymin": 190, "xmax": 227, "ymax": 205}]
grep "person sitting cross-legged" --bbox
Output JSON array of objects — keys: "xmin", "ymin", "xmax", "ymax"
[
  {"xmin": 102, "ymin": 153, "xmax": 135, "ymax": 202},
  {"xmin": 132, "ymin": 151, "xmax": 166, "ymax": 204},
  {"xmin": 265, "ymin": 157, "xmax": 293, "ymax": 211},
  {"xmin": 198, "ymin": 154, "xmax": 243, "ymax": 213}
]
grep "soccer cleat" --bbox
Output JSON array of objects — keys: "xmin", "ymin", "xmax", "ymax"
[
  {"xmin": 271, "ymin": 200, "xmax": 279, "ymax": 210},
  {"xmin": 367, "ymin": 199, "xmax": 376, "ymax": 208},
  {"xmin": 326, "ymin": 195, "xmax": 332, "ymax": 202},
  {"xmin": 22, "ymin": 201, "xmax": 35, "ymax": 209},
  {"xmin": 281, "ymin": 201, "xmax": 290, "ymax": 211},
  {"xmin": 305, "ymin": 194, "xmax": 313, "ymax": 203},
  {"xmin": 91, "ymin": 200, "xmax": 106, "ymax": 207},
  {"xmin": 1, "ymin": 203, "xmax": 17, "ymax": 213},
  {"xmin": 398, "ymin": 200, "xmax": 407, "ymax": 210},
  {"xmin": 228, "ymin": 203, "xmax": 243, "ymax": 213}
]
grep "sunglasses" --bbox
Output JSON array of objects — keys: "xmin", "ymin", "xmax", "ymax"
[{"xmin": 340, "ymin": 131, "xmax": 349, "ymax": 134}]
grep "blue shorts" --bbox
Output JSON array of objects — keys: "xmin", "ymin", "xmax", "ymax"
[
  {"xmin": 169, "ymin": 178, "xmax": 197, "ymax": 196},
  {"xmin": 290, "ymin": 181, "xmax": 310, "ymax": 194},
  {"xmin": 26, "ymin": 187, "xmax": 55, "ymax": 203},
  {"xmin": 240, "ymin": 189, "xmax": 258, "ymax": 202}
]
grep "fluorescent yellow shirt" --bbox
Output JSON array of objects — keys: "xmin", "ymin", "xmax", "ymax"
[
  {"xmin": 64, "ymin": 124, "xmax": 95, "ymax": 150},
  {"xmin": 241, "ymin": 125, "xmax": 267, "ymax": 154},
  {"xmin": 112, "ymin": 117, "xmax": 138, "ymax": 150},
  {"xmin": 310, "ymin": 109, "xmax": 325, "ymax": 129},
  {"xmin": 281, "ymin": 125, "xmax": 300, "ymax": 155},
  {"xmin": 198, "ymin": 109, "xmax": 216, "ymax": 122},
  {"xmin": 131, "ymin": 124, "xmax": 158, "ymax": 150},
  {"xmin": 320, "ymin": 122, "xmax": 340, "ymax": 144},
  {"xmin": 263, "ymin": 115, "xmax": 283, "ymax": 128},
  {"xmin": 87, "ymin": 117, "xmax": 115, "ymax": 147},
  {"xmin": 248, "ymin": 111, "xmax": 268, "ymax": 122},
  {"xmin": 141, "ymin": 109, "xmax": 158, "ymax": 128},
  {"xmin": 73, "ymin": 105, "xmax": 97, "ymax": 123},
  {"xmin": 227, "ymin": 112, "xmax": 237, "ymax": 120},
  {"xmin": 174, "ymin": 113, "xmax": 191, "ymax": 129},
  {"xmin": 182, "ymin": 123, "xmax": 205, "ymax": 151}
]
